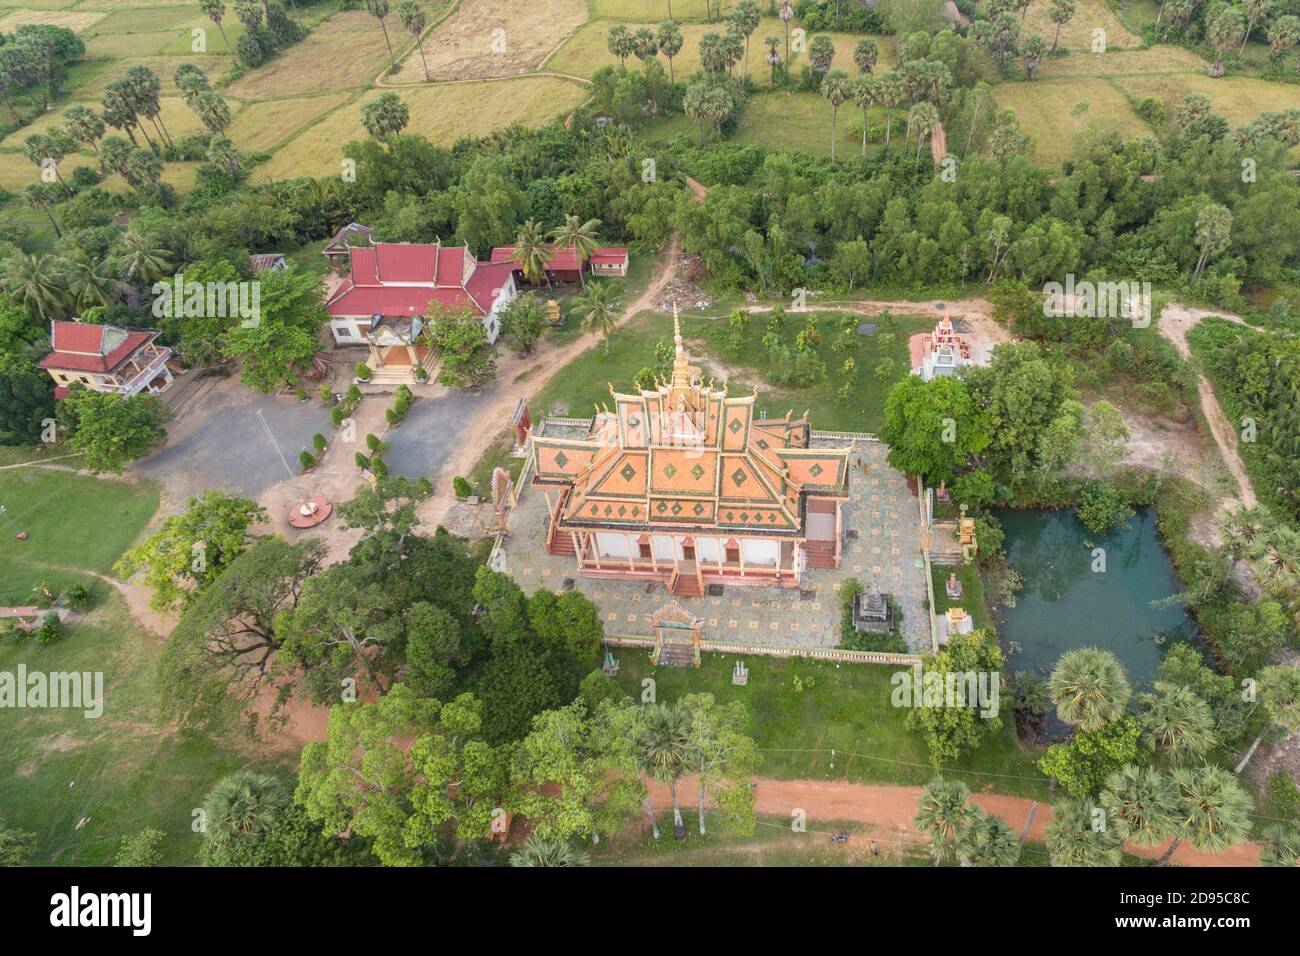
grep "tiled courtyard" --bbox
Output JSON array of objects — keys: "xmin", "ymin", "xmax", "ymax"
[{"xmin": 497, "ymin": 438, "xmax": 933, "ymax": 653}]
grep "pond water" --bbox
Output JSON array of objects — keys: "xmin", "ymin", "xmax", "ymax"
[{"xmin": 995, "ymin": 507, "xmax": 1201, "ymax": 685}]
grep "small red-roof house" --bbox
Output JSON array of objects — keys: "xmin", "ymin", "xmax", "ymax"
[
  {"xmin": 490, "ymin": 244, "xmax": 629, "ymax": 283},
  {"xmin": 324, "ymin": 242, "xmax": 517, "ymax": 382},
  {"xmin": 39, "ymin": 320, "xmax": 174, "ymax": 400}
]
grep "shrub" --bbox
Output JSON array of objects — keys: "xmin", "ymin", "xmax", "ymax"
[
  {"xmin": 372, "ymin": 458, "xmax": 388, "ymax": 478},
  {"xmin": 386, "ymin": 408, "xmax": 399, "ymax": 426},
  {"xmin": 452, "ymin": 476, "xmax": 473, "ymax": 498},
  {"xmin": 355, "ymin": 363, "xmax": 372, "ymax": 381},
  {"xmin": 36, "ymin": 614, "xmax": 65, "ymax": 645},
  {"xmin": 62, "ymin": 583, "xmax": 92, "ymax": 609},
  {"xmin": 347, "ymin": 384, "xmax": 362, "ymax": 403},
  {"xmin": 366, "ymin": 433, "xmax": 381, "ymax": 452},
  {"xmin": 355, "ymin": 452, "xmax": 370, "ymax": 470},
  {"xmin": 1076, "ymin": 481, "xmax": 1133, "ymax": 535},
  {"xmin": 295, "ymin": 387, "xmax": 307, "ymax": 401},
  {"xmin": 311, "ymin": 432, "xmax": 327, "ymax": 453},
  {"xmin": 331, "ymin": 407, "xmax": 344, "ymax": 427},
  {"xmin": 298, "ymin": 450, "xmax": 315, "ymax": 471},
  {"xmin": 319, "ymin": 384, "xmax": 333, "ymax": 403}
]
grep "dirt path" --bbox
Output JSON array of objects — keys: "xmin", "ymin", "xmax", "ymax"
[
  {"xmin": 1156, "ymin": 303, "xmax": 1257, "ymax": 511},
  {"xmin": 930, "ymin": 121, "xmax": 947, "ymax": 164},
  {"xmin": 412, "ymin": 238, "xmax": 682, "ymax": 532},
  {"xmin": 646, "ymin": 776, "xmax": 1263, "ymax": 867}
]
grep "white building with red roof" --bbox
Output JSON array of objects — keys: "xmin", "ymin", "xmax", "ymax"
[
  {"xmin": 324, "ymin": 242, "xmax": 517, "ymax": 365},
  {"xmin": 39, "ymin": 320, "xmax": 173, "ymax": 400}
]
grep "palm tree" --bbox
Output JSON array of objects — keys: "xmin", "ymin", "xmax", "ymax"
[
  {"xmin": 657, "ymin": 21, "xmax": 684, "ymax": 83},
  {"xmin": 1192, "ymin": 202, "xmax": 1232, "ymax": 281},
  {"xmin": 199, "ymin": 0, "xmax": 234, "ymax": 56},
  {"xmin": 512, "ymin": 219, "xmax": 553, "ymax": 286},
  {"xmin": 21, "ymin": 184, "xmax": 62, "ymax": 239},
  {"xmin": 1048, "ymin": 647, "xmax": 1132, "ymax": 732},
  {"xmin": 366, "ymin": 0, "xmax": 397, "ymax": 73},
  {"xmin": 397, "ymin": 1, "xmax": 429, "ymax": 81},
  {"xmin": 63, "ymin": 106, "xmax": 105, "ymax": 156},
  {"xmin": 193, "ymin": 91, "xmax": 233, "ymax": 136},
  {"xmin": 1156, "ymin": 765, "xmax": 1253, "ymax": 864},
  {"xmin": 508, "ymin": 836, "xmax": 591, "ymax": 867},
  {"xmin": 200, "ymin": 771, "xmax": 289, "ymax": 849},
  {"xmin": 879, "ymin": 72, "xmax": 903, "ymax": 149},
  {"xmin": 854, "ymin": 77, "xmax": 878, "ymax": 157},
  {"xmin": 913, "ymin": 776, "xmax": 977, "ymax": 865},
  {"xmin": 1258, "ymin": 822, "xmax": 1300, "ymax": 867},
  {"xmin": 572, "ymin": 280, "xmax": 620, "ymax": 355},
  {"xmin": 820, "ymin": 69, "xmax": 853, "ymax": 163},
  {"xmin": 852, "ymin": 36, "xmax": 879, "ymax": 75},
  {"xmin": 908, "ymin": 101, "xmax": 939, "ymax": 162},
  {"xmin": 1138, "ymin": 682, "xmax": 1216, "ymax": 762},
  {"xmin": 114, "ymin": 232, "xmax": 173, "ymax": 285},
  {"xmin": 548, "ymin": 214, "xmax": 602, "ymax": 290},
  {"xmin": 1098, "ymin": 764, "xmax": 1176, "ymax": 847},
  {"xmin": 638, "ymin": 702, "xmax": 694, "ymax": 839},
  {"xmin": 763, "ymin": 35, "xmax": 782, "ymax": 85},
  {"xmin": 1044, "ymin": 796, "xmax": 1123, "ymax": 866},
  {"xmin": 61, "ymin": 255, "xmax": 118, "ymax": 311},
  {"xmin": 0, "ymin": 253, "xmax": 69, "ymax": 320},
  {"xmin": 955, "ymin": 808, "xmax": 1021, "ymax": 866}
]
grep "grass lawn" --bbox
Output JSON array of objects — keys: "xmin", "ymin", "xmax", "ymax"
[
  {"xmin": 0, "ymin": 469, "xmax": 158, "ymax": 604},
  {"xmin": 992, "ymin": 77, "xmax": 1153, "ymax": 165},
  {"xmin": 526, "ymin": 308, "xmax": 926, "ymax": 433},
  {"xmin": 1037, "ymin": 45, "xmax": 1208, "ymax": 80},
  {"xmin": 593, "ymin": 0, "xmax": 741, "ymax": 17},
  {"xmin": 1022, "ymin": 0, "xmax": 1140, "ymax": 52},
  {"xmin": 612, "ymin": 652, "xmax": 1049, "ymax": 797},
  {"xmin": 0, "ymin": 597, "xmax": 292, "ymax": 865},
  {"xmin": 930, "ymin": 562, "xmax": 993, "ymax": 632}
]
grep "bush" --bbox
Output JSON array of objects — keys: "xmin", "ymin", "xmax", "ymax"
[
  {"xmin": 36, "ymin": 614, "xmax": 65, "ymax": 645},
  {"xmin": 372, "ymin": 458, "xmax": 388, "ymax": 478},
  {"xmin": 298, "ymin": 450, "xmax": 315, "ymax": 471},
  {"xmin": 452, "ymin": 476, "xmax": 473, "ymax": 499},
  {"xmin": 331, "ymin": 406, "xmax": 344, "ymax": 427},
  {"xmin": 62, "ymin": 583, "xmax": 92, "ymax": 609},
  {"xmin": 319, "ymin": 384, "xmax": 333, "ymax": 403},
  {"xmin": 311, "ymin": 432, "xmax": 327, "ymax": 453},
  {"xmin": 1076, "ymin": 481, "xmax": 1133, "ymax": 535},
  {"xmin": 355, "ymin": 452, "xmax": 370, "ymax": 470},
  {"xmin": 114, "ymin": 827, "xmax": 165, "ymax": 867},
  {"xmin": 366, "ymin": 433, "xmax": 381, "ymax": 452},
  {"xmin": 355, "ymin": 363, "xmax": 372, "ymax": 381}
]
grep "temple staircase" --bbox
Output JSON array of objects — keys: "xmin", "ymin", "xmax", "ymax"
[
  {"xmin": 669, "ymin": 563, "xmax": 703, "ymax": 597},
  {"xmin": 803, "ymin": 539, "xmax": 837, "ymax": 570}
]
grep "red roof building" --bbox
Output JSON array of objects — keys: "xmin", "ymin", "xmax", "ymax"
[
  {"xmin": 490, "ymin": 244, "xmax": 629, "ymax": 282},
  {"xmin": 324, "ymin": 242, "xmax": 517, "ymax": 381},
  {"xmin": 39, "ymin": 320, "xmax": 174, "ymax": 400}
]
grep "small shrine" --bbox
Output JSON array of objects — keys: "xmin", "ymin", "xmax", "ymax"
[
  {"xmin": 945, "ymin": 572, "xmax": 962, "ymax": 600},
  {"xmin": 545, "ymin": 299, "xmax": 563, "ymax": 327},
  {"xmin": 732, "ymin": 660, "xmax": 749, "ymax": 686},
  {"xmin": 939, "ymin": 607, "xmax": 974, "ymax": 645},
  {"xmin": 908, "ymin": 317, "xmax": 977, "ymax": 381},
  {"xmin": 851, "ymin": 575, "xmax": 895, "ymax": 634},
  {"xmin": 958, "ymin": 504, "xmax": 978, "ymax": 564}
]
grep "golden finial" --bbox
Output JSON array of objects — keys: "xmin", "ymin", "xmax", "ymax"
[{"xmin": 670, "ymin": 303, "xmax": 692, "ymax": 387}]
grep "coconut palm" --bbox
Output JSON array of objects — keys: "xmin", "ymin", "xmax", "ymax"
[
  {"xmin": 397, "ymin": 1, "xmax": 430, "ymax": 81},
  {"xmin": 200, "ymin": 771, "xmax": 289, "ymax": 849},
  {"xmin": 1044, "ymin": 796, "xmax": 1123, "ymax": 866},
  {"xmin": 549, "ymin": 214, "xmax": 602, "ymax": 290},
  {"xmin": 1155, "ymin": 765, "xmax": 1253, "ymax": 864},
  {"xmin": 114, "ymin": 232, "xmax": 173, "ymax": 285},
  {"xmin": 1138, "ymin": 682, "xmax": 1217, "ymax": 762},
  {"xmin": 512, "ymin": 219, "xmax": 553, "ymax": 287},
  {"xmin": 1098, "ymin": 764, "xmax": 1176, "ymax": 846},
  {"xmin": 0, "ymin": 253, "xmax": 69, "ymax": 320},
  {"xmin": 571, "ymin": 280, "xmax": 620, "ymax": 355},
  {"xmin": 913, "ymin": 776, "xmax": 977, "ymax": 865},
  {"xmin": 1048, "ymin": 647, "xmax": 1132, "ymax": 732},
  {"xmin": 955, "ymin": 808, "xmax": 1021, "ymax": 866},
  {"xmin": 820, "ymin": 69, "xmax": 853, "ymax": 162},
  {"xmin": 908, "ymin": 101, "xmax": 939, "ymax": 162},
  {"xmin": 638, "ymin": 702, "xmax": 694, "ymax": 838},
  {"xmin": 60, "ymin": 255, "xmax": 118, "ymax": 311},
  {"xmin": 508, "ymin": 836, "xmax": 591, "ymax": 867}
]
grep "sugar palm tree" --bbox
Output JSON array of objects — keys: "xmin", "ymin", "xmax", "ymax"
[
  {"xmin": 1259, "ymin": 822, "xmax": 1300, "ymax": 867},
  {"xmin": 908, "ymin": 101, "xmax": 939, "ymax": 162},
  {"xmin": 1138, "ymin": 682, "xmax": 1216, "ymax": 762},
  {"xmin": 366, "ymin": 0, "xmax": 397, "ymax": 73},
  {"xmin": 638, "ymin": 702, "xmax": 694, "ymax": 839},
  {"xmin": 1155, "ymin": 765, "xmax": 1253, "ymax": 865},
  {"xmin": 913, "ymin": 776, "xmax": 977, "ymax": 865},
  {"xmin": 878, "ymin": 71, "xmax": 904, "ymax": 149},
  {"xmin": 548, "ymin": 214, "xmax": 602, "ymax": 290},
  {"xmin": 21, "ymin": 184, "xmax": 62, "ymax": 239},
  {"xmin": 1048, "ymin": 647, "xmax": 1132, "ymax": 732},
  {"xmin": 63, "ymin": 105, "xmax": 105, "ymax": 156},
  {"xmin": 1044, "ymin": 796, "xmax": 1122, "ymax": 866},
  {"xmin": 397, "ymin": 1, "xmax": 429, "ymax": 81},
  {"xmin": 657, "ymin": 21, "xmax": 684, "ymax": 82},
  {"xmin": 955, "ymin": 808, "xmax": 1021, "ymax": 866},
  {"xmin": 0, "ymin": 253, "xmax": 69, "ymax": 320},
  {"xmin": 820, "ymin": 69, "xmax": 853, "ymax": 163},
  {"xmin": 853, "ymin": 76, "xmax": 879, "ymax": 157},
  {"xmin": 1098, "ymin": 764, "xmax": 1176, "ymax": 847},
  {"xmin": 199, "ymin": 0, "xmax": 234, "ymax": 56},
  {"xmin": 572, "ymin": 280, "xmax": 620, "ymax": 355},
  {"xmin": 512, "ymin": 219, "xmax": 553, "ymax": 287},
  {"xmin": 508, "ymin": 836, "xmax": 591, "ymax": 867},
  {"xmin": 200, "ymin": 771, "xmax": 289, "ymax": 849}
]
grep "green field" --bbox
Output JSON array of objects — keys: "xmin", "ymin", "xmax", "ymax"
[
  {"xmin": 612, "ymin": 653, "xmax": 1048, "ymax": 797},
  {"xmin": 993, "ymin": 77, "xmax": 1154, "ymax": 165}
]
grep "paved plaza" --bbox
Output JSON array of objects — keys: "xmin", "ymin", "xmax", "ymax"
[{"xmin": 498, "ymin": 437, "xmax": 933, "ymax": 653}]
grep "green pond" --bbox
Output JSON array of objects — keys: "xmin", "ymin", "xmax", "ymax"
[{"xmin": 995, "ymin": 507, "xmax": 1200, "ymax": 684}]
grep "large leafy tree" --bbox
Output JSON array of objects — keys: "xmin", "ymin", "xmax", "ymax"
[
  {"xmin": 880, "ymin": 374, "xmax": 990, "ymax": 487},
  {"xmin": 0, "ymin": 354, "xmax": 55, "ymax": 446},
  {"xmin": 681, "ymin": 692, "xmax": 761, "ymax": 836},
  {"xmin": 425, "ymin": 303, "xmax": 496, "ymax": 388},
  {"xmin": 905, "ymin": 629, "xmax": 1005, "ymax": 766},
  {"xmin": 57, "ymin": 387, "xmax": 171, "ymax": 474},
  {"xmin": 221, "ymin": 268, "xmax": 327, "ymax": 392},
  {"xmin": 114, "ymin": 490, "xmax": 267, "ymax": 612}
]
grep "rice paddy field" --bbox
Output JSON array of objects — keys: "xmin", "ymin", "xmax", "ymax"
[{"xmin": 0, "ymin": 0, "xmax": 1297, "ymax": 232}]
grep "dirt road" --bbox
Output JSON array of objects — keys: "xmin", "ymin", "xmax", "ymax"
[{"xmin": 646, "ymin": 776, "xmax": 1263, "ymax": 867}]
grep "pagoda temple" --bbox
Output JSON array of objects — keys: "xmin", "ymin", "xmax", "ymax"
[{"xmin": 530, "ymin": 309, "xmax": 850, "ymax": 597}]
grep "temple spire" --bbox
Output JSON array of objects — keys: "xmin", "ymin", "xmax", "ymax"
[{"xmin": 671, "ymin": 303, "xmax": 692, "ymax": 387}]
